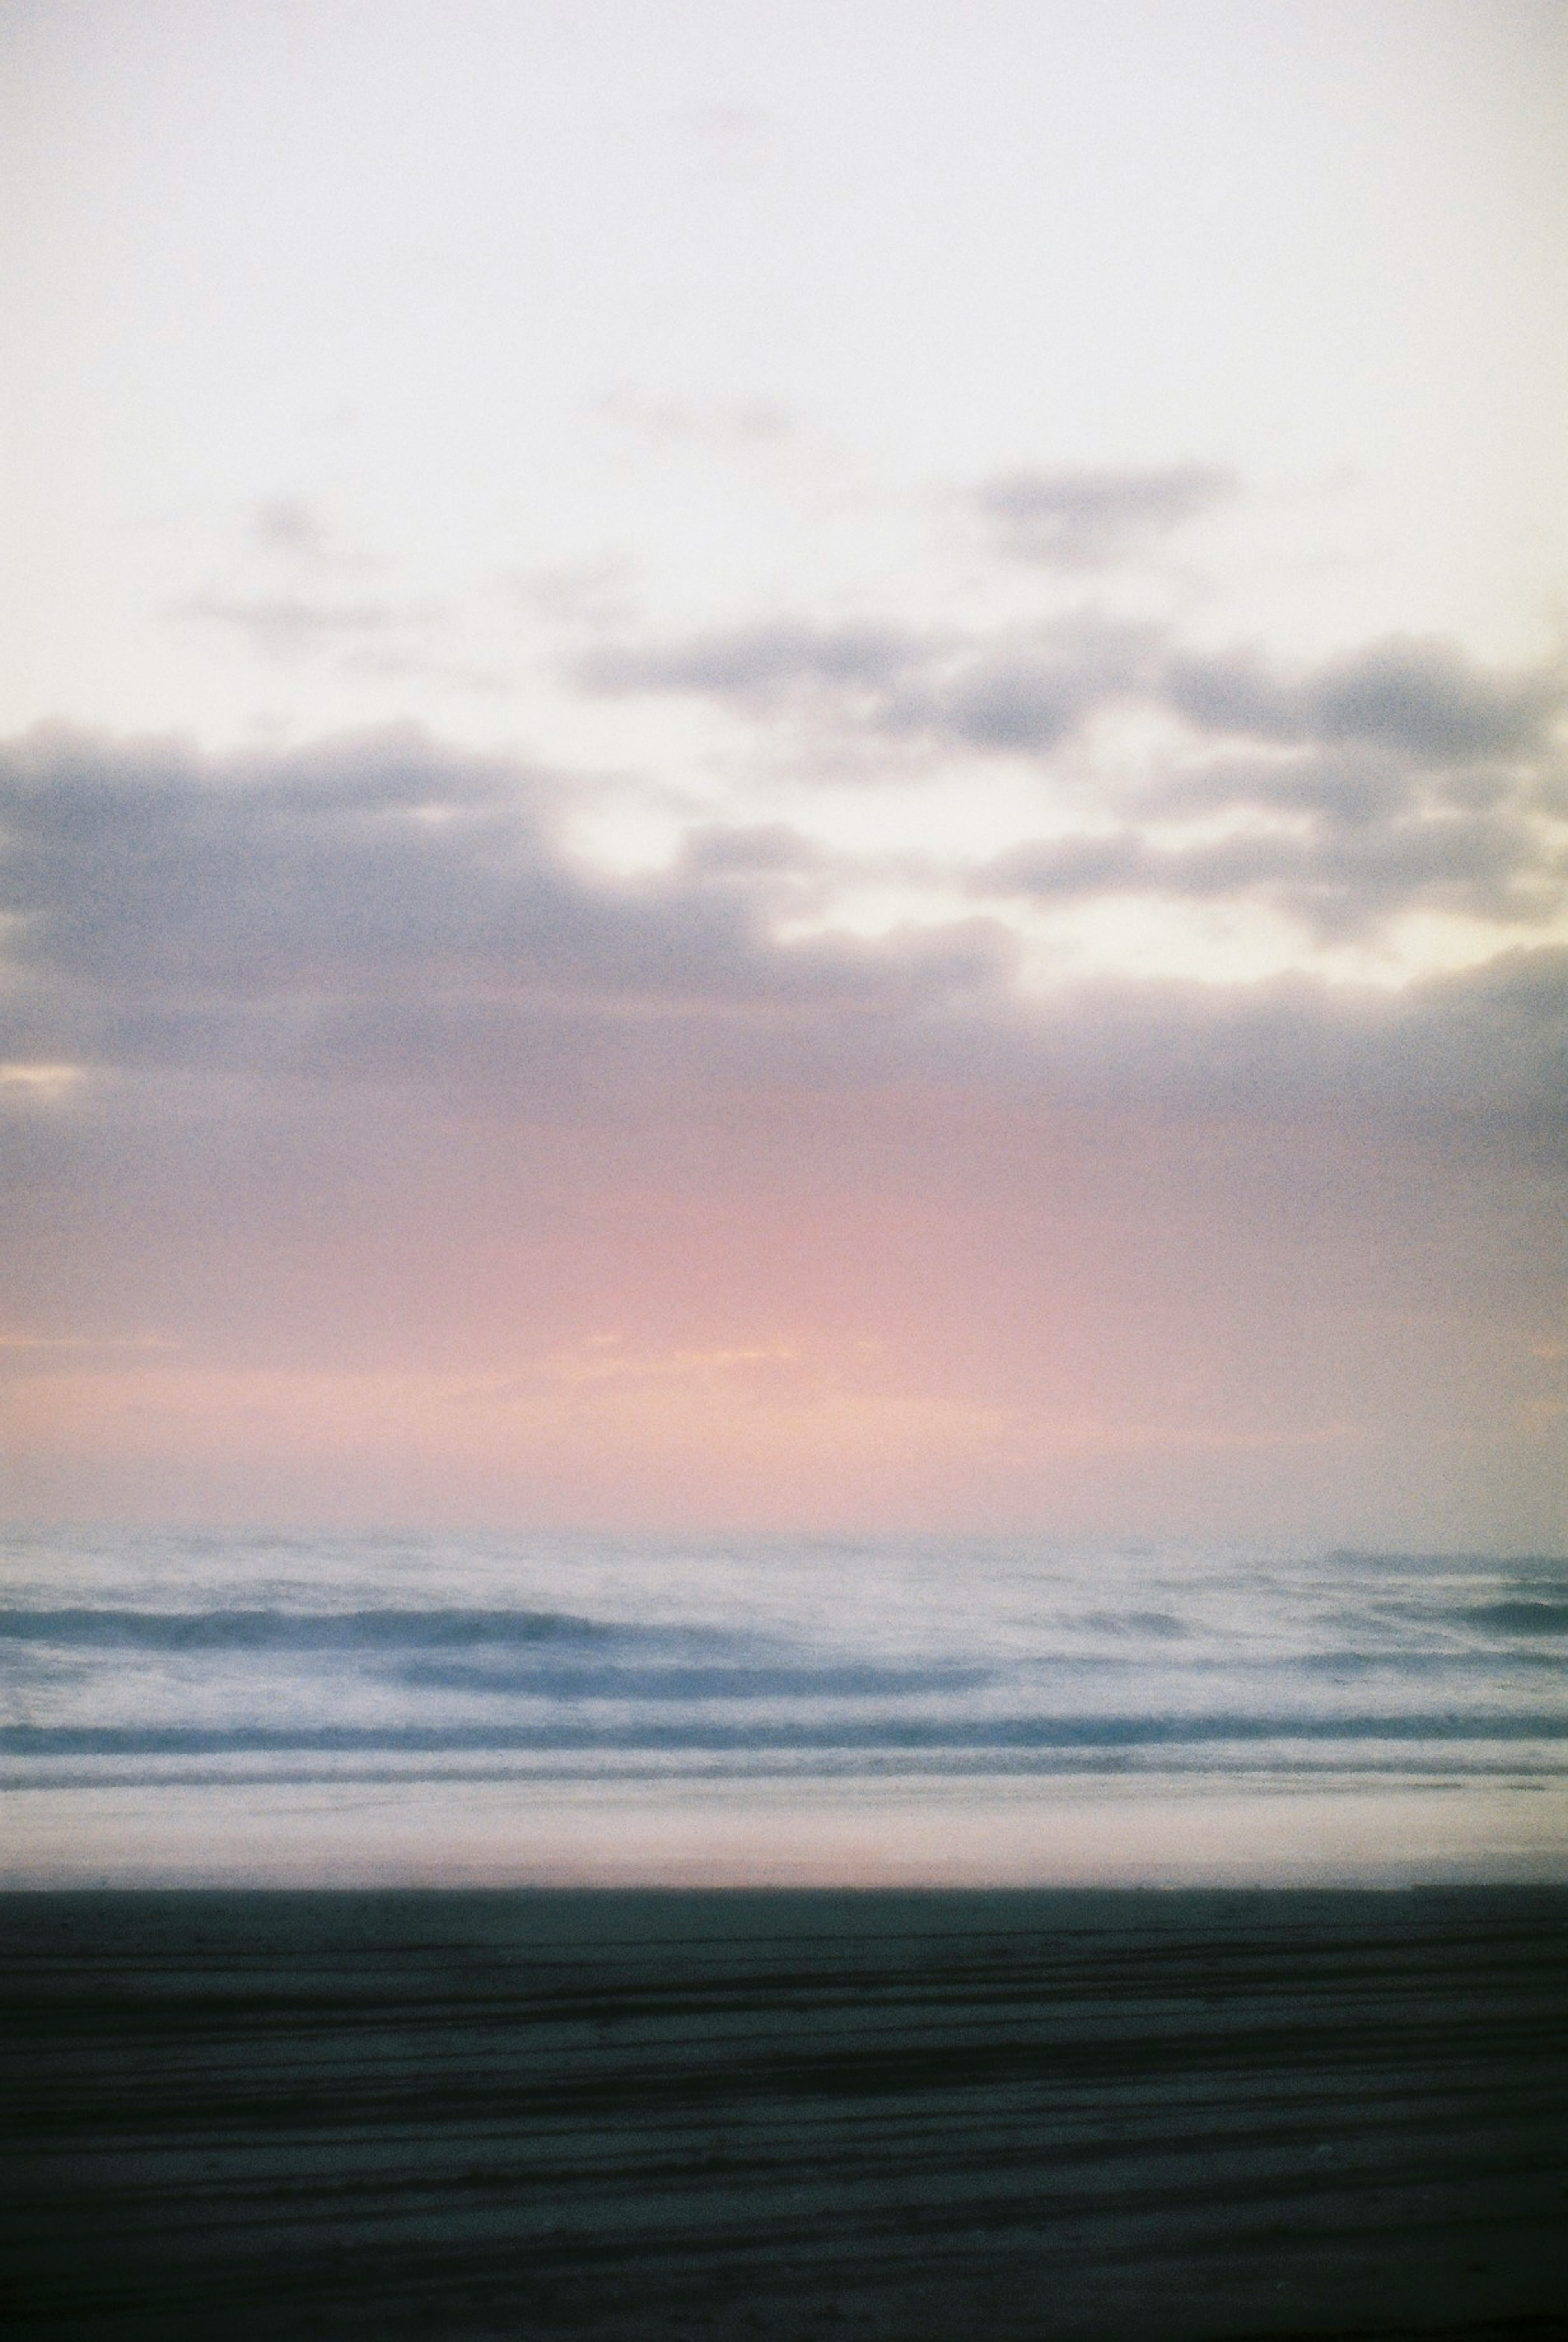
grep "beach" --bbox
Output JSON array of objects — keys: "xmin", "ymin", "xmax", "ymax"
[{"xmin": 4, "ymin": 1887, "xmax": 1566, "ymax": 2340}]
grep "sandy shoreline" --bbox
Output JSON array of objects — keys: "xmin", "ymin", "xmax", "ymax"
[{"xmin": 3, "ymin": 1887, "xmax": 1566, "ymax": 2340}]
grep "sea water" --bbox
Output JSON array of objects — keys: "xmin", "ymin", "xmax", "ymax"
[{"xmin": 2, "ymin": 1529, "xmax": 1565, "ymax": 1885}]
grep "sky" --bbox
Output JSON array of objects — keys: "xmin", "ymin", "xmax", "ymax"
[{"xmin": 2, "ymin": 0, "xmax": 1566, "ymax": 1541}]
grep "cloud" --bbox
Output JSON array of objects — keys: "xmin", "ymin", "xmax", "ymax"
[
  {"xmin": 574, "ymin": 615, "xmax": 1154, "ymax": 758},
  {"xmin": 1157, "ymin": 745, "xmax": 1423, "ymax": 829},
  {"xmin": 924, "ymin": 624, "xmax": 1152, "ymax": 753},
  {"xmin": 1072, "ymin": 637, "xmax": 1568, "ymax": 936},
  {"xmin": 676, "ymin": 823, "xmax": 831, "ymax": 879},
  {"xmin": 975, "ymin": 465, "xmax": 1236, "ymax": 568},
  {"xmin": 1046, "ymin": 944, "xmax": 1568, "ymax": 1123},
  {"xmin": 567, "ymin": 602, "xmax": 1567, "ymax": 929},
  {"xmin": 978, "ymin": 793, "xmax": 1563, "ymax": 937},
  {"xmin": 575, "ymin": 619, "xmax": 925, "ymax": 704},
  {"xmin": 2, "ymin": 725, "xmax": 1564, "ymax": 1551},
  {"xmin": 0, "ymin": 726, "xmax": 1011, "ymax": 1096},
  {"xmin": 2, "ymin": 725, "xmax": 1567, "ymax": 1136},
  {"xmin": 1165, "ymin": 635, "xmax": 1566, "ymax": 763},
  {"xmin": 570, "ymin": 601, "xmax": 1568, "ymax": 813}
]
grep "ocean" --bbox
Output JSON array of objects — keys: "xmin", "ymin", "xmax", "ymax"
[{"xmin": 3, "ymin": 1529, "xmax": 1566, "ymax": 1886}]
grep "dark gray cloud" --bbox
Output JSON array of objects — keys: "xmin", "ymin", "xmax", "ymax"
[
  {"xmin": 1064, "ymin": 636, "xmax": 1567, "ymax": 934},
  {"xmin": 572, "ymin": 604, "xmax": 1565, "ymax": 797},
  {"xmin": 1165, "ymin": 635, "xmax": 1566, "ymax": 763},
  {"xmin": 0, "ymin": 726, "xmax": 1009, "ymax": 1093},
  {"xmin": 926, "ymin": 624, "xmax": 1153, "ymax": 753},
  {"xmin": 2, "ymin": 726, "xmax": 1566, "ymax": 1137},
  {"xmin": 933, "ymin": 660, "xmax": 1094, "ymax": 753},
  {"xmin": 976, "ymin": 465, "xmax": 1236, "ymax": 568}
]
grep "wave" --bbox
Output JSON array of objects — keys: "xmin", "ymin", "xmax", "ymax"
[
  {"xmin": 0, "ymin": 1606, "xmax": 650, "ymax": 1651},
  {"xmin": 5, "ymin": 1711, "xmax": 1566, "ymax": 1758},
  {"xmin": 397, "ymin": 1658, "xmax": 983, "ymax": 1698},
  {"xmin": 1327, "ymin": 1551, "xmax": 1568, "ymax": 1571},
  {"xmin": 1078, "ymin": 1609, "xmax": 1185, "ymax": 1637},
  {"xmin": 1463, "ymin": 1600, "xmax": 1568, "ymax": 1634},
  {"xmin": 9, "ymin": 1595, "xmax": 1564, "ymax": 1657},
  {"xmin": 0, "ymin": 1608, "xmax": 984, "ymax": 1700}
]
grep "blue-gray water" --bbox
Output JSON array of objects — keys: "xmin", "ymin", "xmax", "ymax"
[{"xmin": 3, "ymin": 1529, "xmax": 1565, "ymax": 1884}]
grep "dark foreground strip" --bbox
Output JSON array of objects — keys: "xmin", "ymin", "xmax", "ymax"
[{"xmin": 2, "ymin": 1887, "xmax": 1565, "ymax": 2341}]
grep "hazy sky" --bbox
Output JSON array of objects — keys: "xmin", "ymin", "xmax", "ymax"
[{"xmin": 3, "ymin": 0, "xmax": 1566, "ymax": 1539}]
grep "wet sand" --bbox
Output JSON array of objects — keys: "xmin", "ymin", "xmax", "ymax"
[{"xmin": 2, "ymin": 1887, "xmax": 1565, "ymax": 2340}]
